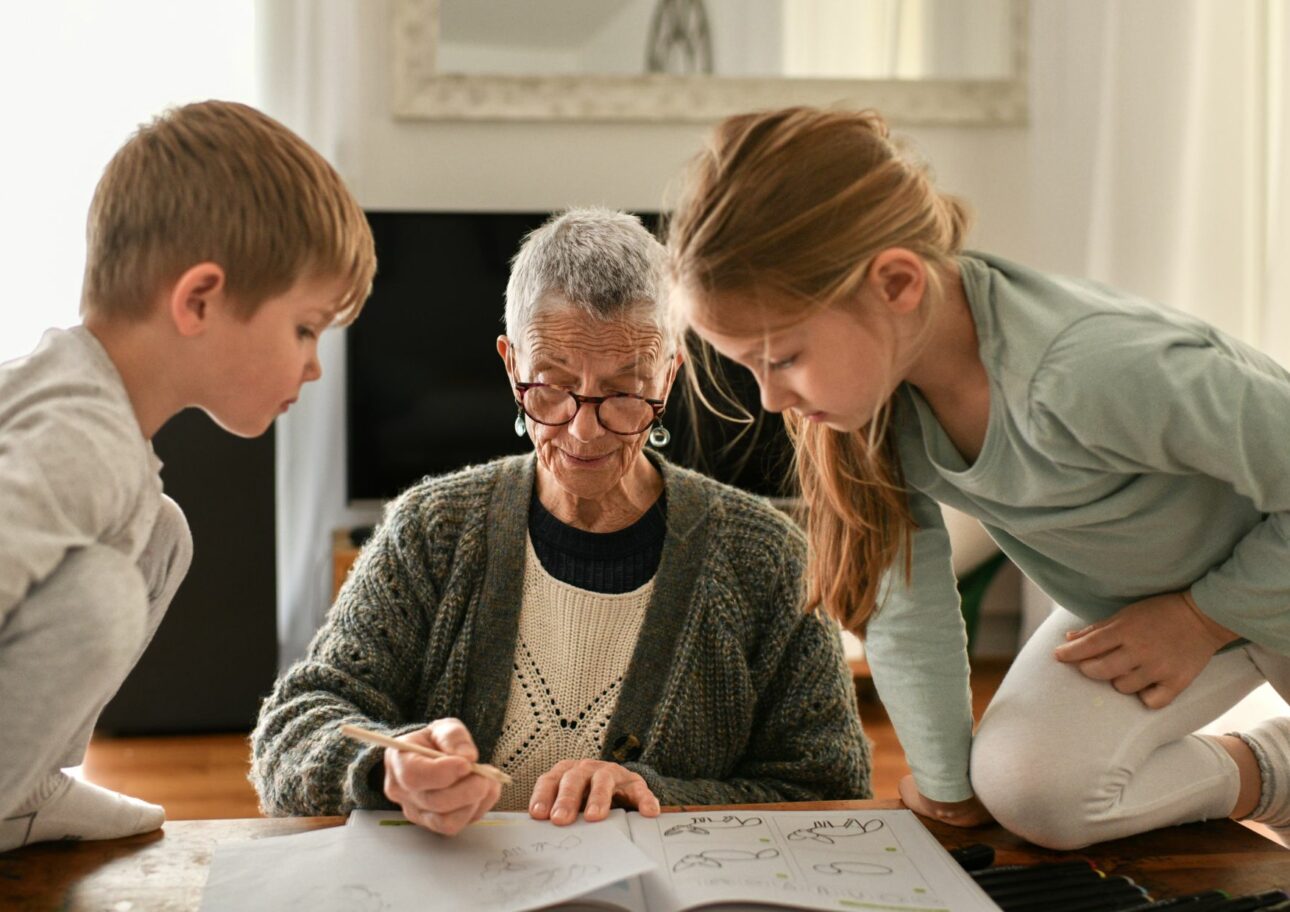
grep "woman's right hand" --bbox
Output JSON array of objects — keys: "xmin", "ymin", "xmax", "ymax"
[
  {"xmin": 382, "ymin": 718, "xmax": 502, "ymax": 837},
  {"xmin": 897, "ymin": 774, "xmax": 993, "ymax": 827}
]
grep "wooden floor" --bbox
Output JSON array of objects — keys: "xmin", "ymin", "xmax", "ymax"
[{"xmin": 80, "ymin": 661, "xmax": 1010, "ymax": 821}]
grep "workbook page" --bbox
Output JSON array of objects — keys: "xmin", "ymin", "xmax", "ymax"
[
  {"xmin": 628, "ymin": 810, "xmax": 998, "ymax": 912},
  {"xmin": 201, "ymin": 810, "xmax": 654, "ymax": 912}
]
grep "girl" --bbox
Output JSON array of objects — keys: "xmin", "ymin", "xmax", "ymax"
[{"xmin": 666, "ymin": 106, "xmax": 1290, "ymax": 849}]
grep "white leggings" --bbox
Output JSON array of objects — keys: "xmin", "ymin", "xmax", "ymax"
[
  {"xmin": 0, "ymin": 497, "xmax": 191, "ymax": 820},
  {"xmin": 971, "ymin": 605, "xmax": 1290, "ymax": 850}
]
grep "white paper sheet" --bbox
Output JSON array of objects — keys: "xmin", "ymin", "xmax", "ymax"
[
  {"xmin": 199, "ymin": 810, "xmax": 655, "ymax": 912},
  {"xmin": 627, "ymin": 810, "xmax": 999, "ymax": 912}
]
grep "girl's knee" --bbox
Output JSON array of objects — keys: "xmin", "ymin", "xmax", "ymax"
[{"xmin": 971, "ymin": 728, "xmax": 1104, "ymax": 850}]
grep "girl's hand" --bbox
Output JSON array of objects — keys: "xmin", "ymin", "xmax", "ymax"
[
  {"xmin": 383, "ymin": 718, "xmax": 502, "ymax": 837},
  {"xmin": 1053, "ymin": 591, "xmax": 1236, "ymax": 709},
  {"xmin": 897, "ymin": 775, "xmax": 993, "ymax": 826},
  {"xmin": 529, "ymin": 759, "xmax": 661, "ymax": 825}
]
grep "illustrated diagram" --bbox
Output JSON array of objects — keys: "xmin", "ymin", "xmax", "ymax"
[
  {"xmin": 663, "ymin": 815, "xmax": 764, "ymax": 837},
  {"xmin": 787, "ymin": 817, "xmax": 886, "ymax": 844},
  {"xmin": 673, "ymin": 847, "xmax": 781, "ymax": 872}
]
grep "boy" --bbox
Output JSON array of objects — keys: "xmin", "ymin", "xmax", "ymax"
[{"xmin": 0, "ymin": 100, "xmax": 375, "ymax": 852}]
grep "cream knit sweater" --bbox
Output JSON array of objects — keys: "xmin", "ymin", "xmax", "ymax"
[{"xmin": 493, "ymin": 540, "xmax": 651, "ymax": 809}]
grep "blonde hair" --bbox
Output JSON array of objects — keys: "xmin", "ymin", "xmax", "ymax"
[
  {"xmin": 82, "ymin": 100, "xmax": 375, "ymax": 325},
  {"xmin": 667, "ymin": 106, "xmax": 971, "ymax": 633}
]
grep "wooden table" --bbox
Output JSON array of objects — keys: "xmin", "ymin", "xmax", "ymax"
[{"xmin": 3, "ymin": 800, "xmax": 1288, "ymax": 911}]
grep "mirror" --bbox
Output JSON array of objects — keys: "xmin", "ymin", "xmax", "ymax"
[{"xmin": 393, "ymin": 0, "xmax": 1028, "ymax": 124}]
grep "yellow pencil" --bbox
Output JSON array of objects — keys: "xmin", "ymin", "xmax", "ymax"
[{"xmin": 340, "ymin": 723, "xmax": 513, "ymax": 786}]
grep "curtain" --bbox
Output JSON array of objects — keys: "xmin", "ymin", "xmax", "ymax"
[
  {"xmin": 1026, "ymin": 0, "xmax": 1290, "ymax": 726},
  {"xmin": 258, "ymin": 0, "xmax": 379, "ymax": 668}
]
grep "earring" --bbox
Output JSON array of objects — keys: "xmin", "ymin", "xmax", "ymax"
[
  {"xmin": 514, "ymin": 408, "xmax": 528, "ymax": 438},
  {"xmin": 648, "ymin": 421, "xmax": 670, "ymax": 447}
]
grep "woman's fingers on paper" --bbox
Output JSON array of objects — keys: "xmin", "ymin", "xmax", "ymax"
[
  {"xmin": 529, "ymin": 763, "xmax": 569, "ymax": 820},
  {"xmin": 550, "ymin": 766, "xmax": 592, "ymax": 825},
  {"xmin": 583, "ymin": 769, "xmax": 617, "ymax": 821},
  {"xmin": 617, "ymin": 776, "xmax": 659, "ymax": 816}
]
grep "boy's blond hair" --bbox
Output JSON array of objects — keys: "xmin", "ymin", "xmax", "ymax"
[{"xmin": 82, "ymin": 100, "xmax": 375, "ymax": 325}]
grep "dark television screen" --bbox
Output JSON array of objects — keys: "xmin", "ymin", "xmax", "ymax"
[{"xmin": 346, "ymin": 210, "xmax": 794, "ymax": 503}]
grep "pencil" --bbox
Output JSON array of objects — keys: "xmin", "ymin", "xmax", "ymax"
[{"xmin": 340, "ymin": 723, "xmax": 513, "ymax": 786}]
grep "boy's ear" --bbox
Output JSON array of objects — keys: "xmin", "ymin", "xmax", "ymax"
[
  {"xmin": 865, "ymin": 248, "xmax": 926, "ymax": 316},
  {"xmin": 167, "ymin": 262, "xmax": 227, "ymax": 337}
]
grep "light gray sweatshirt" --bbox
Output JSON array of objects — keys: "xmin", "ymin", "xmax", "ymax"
[{"xmin": 0, "ymin": 327, "xmax": 163, "ymax": 622}]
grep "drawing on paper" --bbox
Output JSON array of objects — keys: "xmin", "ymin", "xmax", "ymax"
[
  {"xmin": 813, "ymin": 860, "xmax": 896, "ymax": 876},
  {"xmin": 663, "ymin": 815, "xmax": 764, "ymax": 837},
  {"xmin": 482, "ymin": 835, "xmax": 584, "ymax": 876},
  {"xmin": 288, "ymin": 883, "xmax": 389, "ymax": 912},
  {"xmin": 672, "ymin": 847, "xmax": 780, "ymax": 871},
  {"xmin": 483, "ymin": 863, "xmax": 604, "ymax": 902},
  {"xmin": 786, "ymin": 817, "xmax": 885, "ymax": 843}
]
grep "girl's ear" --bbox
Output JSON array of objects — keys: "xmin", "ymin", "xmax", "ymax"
[
  {"xmin": 167, "ymin": 262, "xmax": 227, "ymax": 336},
  {"xmin": 865, "ymin": 248, "xmax": 926, "ymax": 316}
]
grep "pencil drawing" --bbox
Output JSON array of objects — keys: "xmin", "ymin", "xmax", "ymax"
[
  {"xmin": 672, "ymin": 847, "xmax": 780, "ymax": 872},
  {"xmin": 663, "ymin": 815, "xmax": 764, "ymax": 836},
  {"xmin": 786, "ymin": 817, "xmax": 886, "ymax": 843}
]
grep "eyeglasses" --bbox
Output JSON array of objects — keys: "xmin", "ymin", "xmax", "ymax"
[{"xmin": 514, "ymin": 382, "xmax": 665, "ymax": 435}]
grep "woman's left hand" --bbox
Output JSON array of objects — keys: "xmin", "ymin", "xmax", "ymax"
[
  {"xmin": 529, "ymin": 759, "xmax": 661, "ymax": 825},
  {"xmin": 1053, "ymin": 591, "xmax": 1236, "ymax": 708}
]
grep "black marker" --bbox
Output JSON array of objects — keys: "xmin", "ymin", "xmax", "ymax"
[
  {"xmin": 950, "ymin": 843, "xmax": 996, "ymax": 871},
  {"xmin": 975, "ymin": 860, "xmax": 1101, "ymax": 884},
  {"xmin": 992, "ymin": 878, "xmax": 1134, "ymax": 904},
  {"xmin": 1117, "ymin": 891, "xmax": 1230, "ymax": 912},
  {"xmin": 996, "ymin": 878, "xmax": 1146, "ymax": 911},
  {"xmin": 1200, "ymin": 892, "xmax": 1290, "ymax": 912}
]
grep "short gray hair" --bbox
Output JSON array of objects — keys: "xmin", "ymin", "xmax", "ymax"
[{"xmin": 504, "ymin": 208, "xmax": 669, "ymax": 346}]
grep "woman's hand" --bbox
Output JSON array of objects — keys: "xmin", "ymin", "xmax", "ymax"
[
  {"xmin": 1053, "ymin": 591, "xmax": 1236, "ymax": 709},
  {"xmin": 383, "ymin": 718, "xmax": 502, "ymax": 837},
  {"xmin": 529, "ymin": 759, "xmax": 660, "ymax": 825},
  {"xmin": 897, "ymin": 775, "xmax": 993, "ymax": 826}
]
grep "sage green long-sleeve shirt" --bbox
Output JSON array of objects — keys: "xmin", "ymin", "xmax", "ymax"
[{"xmin": 871, "ymin": 252, "xmax": 1290, "ymax": 802}]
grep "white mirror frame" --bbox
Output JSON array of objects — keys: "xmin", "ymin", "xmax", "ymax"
[{"xmin": 392, "ymin": 0, "xmax": 1029, "ymax": 126}]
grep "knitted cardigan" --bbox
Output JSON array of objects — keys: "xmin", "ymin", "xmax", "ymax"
[{"xmin": 250, "ymin": 453, "xmax": 871, "ymax": 814}]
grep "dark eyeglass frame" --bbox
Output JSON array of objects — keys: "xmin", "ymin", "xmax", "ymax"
[{"xmin": 513, "ymin": 381, "xmax": 666, "ymax": 435}]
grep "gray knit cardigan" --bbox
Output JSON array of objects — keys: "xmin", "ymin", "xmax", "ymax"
[{"xmin": 250, "ymin": 453, "xmax": 871, "ymax": 814}]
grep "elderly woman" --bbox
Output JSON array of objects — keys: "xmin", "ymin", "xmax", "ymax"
[{"xmin": 251, "ymin": 208, "xmax": 869, "ymax": 836}]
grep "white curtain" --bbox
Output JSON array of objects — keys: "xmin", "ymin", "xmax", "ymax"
[
  {"xmin": 257, "ymin": 0, "xmax": 380, "ymax": 668},
  {"xmin": 1025, "ymin": 0, "xmax": 1290, "ymax": 725},
  {"xmin": 0, "ymin": 2, "xmax": 257, "ymax": 365}
]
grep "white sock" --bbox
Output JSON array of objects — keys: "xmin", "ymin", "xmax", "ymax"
[
  {"xmin": 1233, "ymin": 717, "xmax": 1290, "ymax": 831},
  {"xmin": 0, "ymin": 771, "xmax": 164, "ymax": 852}
]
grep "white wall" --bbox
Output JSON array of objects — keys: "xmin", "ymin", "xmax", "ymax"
[{"xmin": 268, "ymin": 0, "xmax": 1039, "ymax": 664}]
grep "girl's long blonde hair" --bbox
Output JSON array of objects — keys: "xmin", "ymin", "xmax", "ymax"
[{"xmin": 667, "ymin": 107, "xmax": 971, "ymax": 634}]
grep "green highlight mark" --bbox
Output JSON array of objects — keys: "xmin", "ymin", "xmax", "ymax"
[{"xmin": 838, "ymin": 901, "xmax": 947, "ymax": 912}]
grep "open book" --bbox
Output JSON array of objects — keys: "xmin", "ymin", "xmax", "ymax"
[{"xmin": 200, "ymin": 808, "xmax": 998, "ymax": 912}]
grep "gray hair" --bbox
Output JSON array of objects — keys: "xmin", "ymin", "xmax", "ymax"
[{"xmin": 504, "ymin": 208, "xmax": 670, "ymax": 348}]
